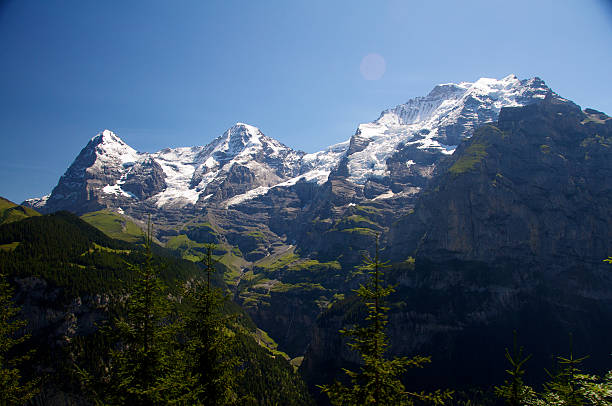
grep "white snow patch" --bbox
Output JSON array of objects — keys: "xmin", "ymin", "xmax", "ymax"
[
  {"xmin": 276, "ymin": 169, "xmax": 331, "ymax": 188},
  {"xmin": 225, "ymin": 186, "xmax": 270, "ymax": 207},
  {"xmin": 91, "ymin": 130, "xmax": 140, "ymax": 167},
  {"xmin": 343, "ymin": 75, "xmax": 552, "ymax": 184},
  {"xmin": 151, "ymin": 146, "xmax": 205, "ymax": 207},
  {"xmin": 23, "ymin": 194, "xmax": 49, "ymax": 208},
  {"xmin": 373, "ymin": 190, "xmax": 395, "ymax": 200},
  {"xmin": 154, "ymin": 187, "xmax": 200, "ymax": 208},
  {"xmin": 102, "ymin": 184, "xmax": 136, "ymax": 199}
]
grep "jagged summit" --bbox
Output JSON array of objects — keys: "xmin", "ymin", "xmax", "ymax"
[
  {"xmin": 201, "ymin": 122, "xmax": 297, "ymax": 166},
  {"xmin": 24, "ymin": 122, "xmax": 309, "ymax": 212},
  {"xmin": 91, "ymin": 129, "xmax": 121, "ymax": 142},
  {"xmin": 341, "ymin": 74, "xmax": 555, "ymax": 185},
  {"xmin": 85, "ymin": 129, "xmax": 140, "ymax": 166},
  {"xmin": 24, "ymin": 75, "xmax": 565, "ymax": 213},
  {"xmin": 222, "ymin": 123, "xmax": 264, "ymax": 154}
]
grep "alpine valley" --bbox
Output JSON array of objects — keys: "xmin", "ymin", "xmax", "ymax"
[{"xmin": 8, "ymin": 74, "xmax": 612, "ymax": 403}]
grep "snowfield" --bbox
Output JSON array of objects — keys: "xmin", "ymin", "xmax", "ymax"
[{"xmin": 27, "ymin": 75, "xmax": 555, "ymax": 209}]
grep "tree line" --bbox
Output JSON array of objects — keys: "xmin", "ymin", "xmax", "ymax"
[
  {"xmin": 0, "ymin": 215, "xmax": 312, "ymax": 405},
  {"xmin": 318, "ymin": 246, "xmax": 612, "ymax": 406},
  {"xmin": 1, "ymin": 223, "xmax": 611, "ymax": 405}
]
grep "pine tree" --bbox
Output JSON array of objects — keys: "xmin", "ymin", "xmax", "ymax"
[
  {"xmin": 319, "ymin": 238, "xmax": 452, "ymax": 405},
  {"xmin": 495, "ymin": 331, "xmax": 537, "ymax": 406},
  {"xmin": 81, "ymin": 221, "xmax": 176, "ymax": 405},
  {"xmin": 540, "ymin": 335, "xmax": 589, "ymax": 406},
  {"xmin": 0, "ymin": 271, "xmax": 39, "ymax": 405},
  {"xmin": 579, "ymin": 370, "xmax": 612, "ymax": 406},
  {"xmin": 180, "ymin": 243, "xmax": 240, "ymax": 405}
]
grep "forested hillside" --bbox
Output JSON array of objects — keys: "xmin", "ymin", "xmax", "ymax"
[{"xmin": 0, "ymin": 211, "xmax": 313, "ymax": 405}]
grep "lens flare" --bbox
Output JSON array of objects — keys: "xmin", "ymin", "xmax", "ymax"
[{"xmin": 360, "ymin": 53, "xmax": 386, "ymax": 81}]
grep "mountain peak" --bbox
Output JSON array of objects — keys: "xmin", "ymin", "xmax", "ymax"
[
  {"xmin": 86, "ymin": 130, "xmax": 139, "ymax": 164},
  {"xmin": 344, "ymin": 75, "xmax": 556, "ymax": 185},
  {"xmin": 233, "ymin": 122, "xmax": 259, "ymax": 131},
  {"xmin": 24, "ymin": 74, "xmax": 565, "ymax": 212},
  {"xmin": 227, "ymin": 122, "xmax": 262, "ymax": 141},
  {"xmin": 91, "ymin": 129, "xmax": 122, "ymax": 143},
  {"xmin": 217, "ymin": 123, "xmax": 264, "ymax": 156}
]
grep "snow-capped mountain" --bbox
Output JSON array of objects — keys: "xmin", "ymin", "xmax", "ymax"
[
  {"xmin": 335, "ymin": 74, "xmax": 553, "ymax": 193},
  {"xmin": 25, "ymin": 74, "xmax": 558, "ymax": 216},
  {"xmin": 26, "ymin": 130, "xmax": 144, "ymax": 213},
  {"xmin": 25, "ymin": 123, "xmax": 309, "ymax": 213},
  {"xmin": 148, "ymin": 123, "xmax": 306, "ymax": 208},
  {"xmin": 214, "ymin": 75, "xmax": 556, "ymax": 207}
]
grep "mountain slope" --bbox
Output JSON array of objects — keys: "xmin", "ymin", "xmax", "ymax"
[
  {"xmin": 80, "ymin": 210, "xmax": 145, "ymax": 243},
  {"xmin": 20, "ymin": 75, "xmax": 610, "ymax": 363},
  {"xmin": 302, "ymin": 96, "xmax": 612, "ymax": 394},
  {"xmin": 0, "ymin": 212, "xmax": 314, "ymax": 405},
  {"xmin": 389, "ymin": 95, "xmax": 612, "ymax": 267},
  {"xmin": 25, "ymin": 75, "xmax": 555, "ymax": 215},
  {"xmin": 18, "ymin": 75, "xmax": 575, "ymax": 358},
  {"xmin": 0, "ymin": 196, "xmax": 40, "ymax": 225}
]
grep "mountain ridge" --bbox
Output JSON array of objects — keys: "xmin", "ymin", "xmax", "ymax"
[
  {"xmin": 11, "ymin": 75, "xmax": 612, "ymax": 397},
  {"xmin": 24, "ymin": 74, "xmax": 558, "ymax": 217}
]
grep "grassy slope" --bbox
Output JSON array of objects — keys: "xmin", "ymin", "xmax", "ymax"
[
  {"xmin": 0, "ymin": 211, "xmax": 201, "ymax": 298},
  {"xmin": 0, "ymin": 212, "xmax": 313, "ymax": 405},
  {"xmin": 80, "ymin": 210, "xmax": 144, "ymax": 243},
  {"xmin": 0, "ymin": 196, "xmax": 40, "ymax": 225}
]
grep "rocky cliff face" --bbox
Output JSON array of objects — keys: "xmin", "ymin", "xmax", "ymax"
[
  {"xmin": 122, "ymin": 157, "xmax": 167, "ymax": 200},
  {"xmin": 302, "ymin": 97, "xmax": 612, "ymax": 393},
  {"xmin": 389, "ymin": 95, "xmax": 612, "ymax": 268},
  {"xmin": 33, "ymin": 130, "xmax": 140, "ymax": 214},
  {"xmin": 21, "ymin": 76, "xmax": 612, "ymax": 369},
  {"xmin": 25, "ymin": 76, "xmax": 554, "ymax": 223}
]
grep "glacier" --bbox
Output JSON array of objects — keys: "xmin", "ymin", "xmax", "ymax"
[{"xmin": 25, "ymin": 74, "xmax": 557, "ymax": 211}]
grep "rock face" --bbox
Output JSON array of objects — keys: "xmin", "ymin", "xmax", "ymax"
[
  {"xmin": 340, "ymin": 75, "xmax": 551, "ymax": 191},
  {"xmin": 25, "ymin": 75, "xmax": 554, "ymax": 224},
  {"xmin": 122, "ymin": 157, "xmax": 167, "ymax": 200},
  {"xmin": 389, "ymin": 95, "xmax": 612, "ymax": 268},
  {"xmin": 21, "ymin": 75, "xmax": 612, "ymax": 373},
  {"xmin": 302, "ymin": 97, "xmax": 612, "ymax": 393},
  {"xmin": 34, "ymin": 130, "xmax": 140, "ymax": 214}
]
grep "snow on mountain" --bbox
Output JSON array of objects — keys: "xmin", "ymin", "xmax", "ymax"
[
  {"xmin": 187, "ymin": 123, "xmax": 305, "ymax": 195},
  {"xmin": 37, "ymin": 130, "xmax": 143, "ymax": 208},
  {"xmin": 25, "ymin": 75, "xmax": 557, "ymax": 211},
  {"xmin": 150, "ymin": 146, "xmax": 205, "ymax": 207},
  {"xmin": 223, "ymin": 139, "xmax": 353, "ymax": 208},
  {"xmin": 89, "ymin": 130, "xmax": 140, "ymax": 168},
  {"xmin": 84, "ymin": 130, "xmax": 147, "ymax": 200},
  {"xmin": 23, "ymin": 194, "xmax": 49, "ymax": 209},
  {"xmin": 343, "ymin": 74, "xmax": 553, "ymax": 184},
  {"xmin": 298, "ymin": 141, "xmax": 350, "ymax": 183},
  {"xmin": 29, "ymin": 123, "xmax": 311, "ymax": 211}
]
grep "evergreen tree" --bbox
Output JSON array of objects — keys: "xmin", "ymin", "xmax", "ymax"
[
  {"xmin": 495, "ymin": 331, "xmax": 537, "ymax": 406},
  {"xmin": 180, "ymin": 243, "xmax": 240, "ymax": 405},
  {"xmin": 579, "ymin": 370, "xmax": 612, "ymax": 406},
  {"xmin": 539, "ymin": 335, "xmax": 589, "ymax": 406},
  {"xmin": 81, "ymin": 221, "xmax": 175, "ymax": 405},
  {"xmin": 0, "ymin": 271, "xmax": 38, "ymax": 405},
  {"xmin": 319, "ymin": 238, "xmax": 452, "ymax": 406}
]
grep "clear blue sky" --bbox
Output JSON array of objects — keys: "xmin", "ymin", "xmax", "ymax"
[{"xmin": 1, "ymin": 0, "xmax": 611, "ymax": 203}]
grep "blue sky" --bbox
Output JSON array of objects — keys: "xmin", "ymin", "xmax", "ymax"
[{"xmin": 1, "ymin": 0, "xmax": 611, "ymax": 203}]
